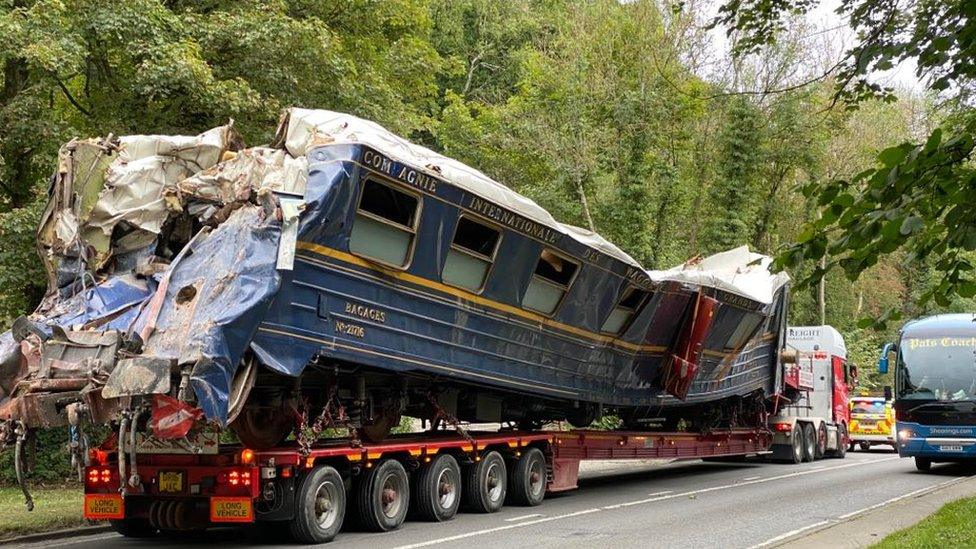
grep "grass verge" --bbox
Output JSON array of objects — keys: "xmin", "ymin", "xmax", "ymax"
[
  {"xmin": 0, "ymin": 486, "xmax": 91, "ymax": 539},
  {"xmin": 873, "ymin": 495, "xmax": 976, "ymax": 548}
]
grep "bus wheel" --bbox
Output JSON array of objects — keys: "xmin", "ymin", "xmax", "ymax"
[
  {"xmin": 465, "ymin": 451, "xmax": 507, "ymax": 513},
  {"xmin": 357, "ymin": 459, "xmax": 409, "ymax": 531},
  {"xmin": 814, "ymin": 423, "xmax": 827, "ymax": 459},
  {"xmin": 801, "ymin": 423, "xmax": 816, "ymax": 462},
  {"xmin": 412, "ymin": 454, "xmax": 461, "ymax": 522},
  {"xmin": 508, "ymin": 447, "xmax": 546, "ymax": 506},
  {"xmin": 859, "ymin": 441, "xmax": 871, "ymax": 452},
  {"xmin": 788, "ymin": 427, "xmax": 804, "ymax": 464},
  {"xmin": 915, "ymin": 457, "xmax": 932, "ymax": 472},
  {"xmin": 290, "ymin": 465, "xmax": 346, "ymax": 543}
]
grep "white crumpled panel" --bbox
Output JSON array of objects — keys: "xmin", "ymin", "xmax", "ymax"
[
  {"xmin": 647, "ymin": 246, "xmax": 791, "ymax": 305},
  {"xmin": 85, "ymin": 125, "xmax": 235, "ymax": 236}
]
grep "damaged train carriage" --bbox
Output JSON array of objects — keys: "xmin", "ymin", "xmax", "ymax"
[{"xmin": 0, "ymin": 109, "xmax": 790, "ymax": 458}]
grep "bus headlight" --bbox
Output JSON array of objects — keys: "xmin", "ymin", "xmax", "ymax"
[{"xmin": 898, "ymin": 429, "xmax": 913, "ymax": 442}]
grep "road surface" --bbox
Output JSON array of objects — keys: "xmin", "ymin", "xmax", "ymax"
[{"xmin": 14, "ymin": 449, "xmax": 974, "ymax": 549}]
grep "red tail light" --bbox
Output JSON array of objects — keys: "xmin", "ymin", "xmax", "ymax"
[
  {"xmin": 85, "ymin": 467, "xmax": 114, "ymax": 488},
  {"xmin": 774, "ymin": 422, "xmax": 792, "ymax": 432},
  {"xmin": 219, "ymin": 468, "xmax": 253, "ymax": 487}
]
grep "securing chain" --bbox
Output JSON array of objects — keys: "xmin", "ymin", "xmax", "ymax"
[
  {"xmin": 295, "ymin": 386, "xmax": 360, "ymax": 456},
  {"xmin": 427, "ymin": 391, "xmax": 474, "ymax": 445}
]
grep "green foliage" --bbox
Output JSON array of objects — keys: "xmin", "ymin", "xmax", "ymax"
[{"xmin": 873, "ymin": 494, "xmax": 976, "ymax": 548}]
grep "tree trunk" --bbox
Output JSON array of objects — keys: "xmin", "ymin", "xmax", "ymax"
[{"xmin": 575, "ymin": 174, "xmax": 595, "ymax": 231}]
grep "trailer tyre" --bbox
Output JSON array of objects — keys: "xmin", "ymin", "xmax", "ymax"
[
  {"xmin": 464, "ymin": 451, "xmax": 507, "ymax": 513},
  {"xmin": 915, "ymin": 457, "xmax": 932, "ymax": 472},
  {"xmin": 508, "ymin": 447, "xmax": 546, "ymax": 506},
  {"xmin": 356, "ymin": 459, "xmax": 410, "ymax": 532},
  {"xmin": 859, "ymin": 441, "xmax": 871, "ymax": 451},
  {"xmin": 801, "ymin": 423, "xmax": 816, "ymax": 462},
  {"xmin": 412, "ymin": 454, "xmax": 461, "ymax": 522},
  {"xmin": 109, "ymin": 519, "xmax": 157, "ymax": 538},
  {"xmin": 289, "ymin": 465, "xmax": 346, "ymax": 543}
]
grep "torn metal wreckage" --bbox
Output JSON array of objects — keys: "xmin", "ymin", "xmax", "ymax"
[{"xmin": 0, "ymin": 108, "xmax": 790, "ymax": 511}]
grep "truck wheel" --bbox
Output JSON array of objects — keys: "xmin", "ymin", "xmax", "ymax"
[
  {"xmin": 289, "ymin": 465, "xmax": 346, "ymax": 543},
  {"xmin": 412, "ymin": 454, "xmax": 461, "ymax": 522},
  {"xmin": 915, "ymin": 457, "xmax": 932, "ymax": 472},
  {"xmin": 788, "ymin": 427, "xmax": 804, "ymax": 464},
  {"xmin": 848, "ymin": 441, "xmax": 856, "ymax": 452},
  {"xmin": 801, "ymin": 423, "xmax": 816, "ymax": 462},
  {"xmin": 464, "ymin": 451, "xmax": 507, "ymax": 513},
  {"xmin": 508, "ymin": 447, "xmax": 546, "ymax": 506},
  {"xmin": 814, "ymin": 423, "xmax": 827, "ymax": 459},
  {"xmin": 859, "ymin": 441, "xmax": 871, "ymax": 452},
  {"xmin": 356, "ymin": 459, "xmax": 410, "ymax": 531},
  {"xmin": 832, "ymin": 425, "xmax": 847, "ymax": 459},
  {"xmin": 109, "ymin": 518, "xmax": 157, "ymax": 538}
]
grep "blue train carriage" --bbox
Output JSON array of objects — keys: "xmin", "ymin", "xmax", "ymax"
[
  {"xmin": 233, "ymin": 110, "xmax": 791, "ymax": 446},
  {"xmin": 239, "ymin": 110, "xmax": 671, "ymax": 445}
]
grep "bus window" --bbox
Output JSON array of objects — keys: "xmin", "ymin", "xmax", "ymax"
[
  {"xmin": 442, "ymin": 216, "xmax": 501, "ymax": 292},
  {"xmin": 601, "ymin": 285, "xmax": 650, "ymax": 334},
  {"xmin": 349, "ymin": 179, "xmax": 420, "ymax": 267},
  {"xmin": 522, "ymin": 249, "xmax": 578, "ymax": 315}
]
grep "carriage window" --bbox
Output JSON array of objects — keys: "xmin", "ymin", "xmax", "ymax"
[
  {"xmin": 442, "ymin": 217, "xmax": 501, "ymax": 292},
  {"xmin": 601, "ymin": 286, "xmax": 650, "ymax": 334},
  {"xmin": 349, "ymin": 179, "xmax": 419, "ymax": 267},
  {"xmin": 522, "ymin": 249, "xmax": 579, "ymax": 315},
  {"xmin": 725, "ymin": 313, "xmax": 763, "ymax": 350}
]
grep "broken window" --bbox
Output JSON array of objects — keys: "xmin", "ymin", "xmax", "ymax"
[
  {"xmin": 442, "ymin": 216, "xmax": 501, "ymax": 292},
  {"xmin": 349, "ymin": 179, "xmax": 420, "ymax": 267},
  {"xmin": 522, "ymin": 249, "xmax": 579, "ymax": 315},
  {"xmin": 724, "ymin": 313, "xmax": 763, "ymax": 350},
  {"xmin": 601, "ymin": 285, "xmax": 650, "ymax": 334}
]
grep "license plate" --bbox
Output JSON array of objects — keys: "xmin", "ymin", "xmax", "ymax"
[
  {"xmin": 939, "ymin": 445, "xmax": 964, "ymax": 452},
  {"xmin": 84, "ymin": 494, "xmax": 124, "ymax": 520},
  {"xmin": 210, "ymin": 497, "xmax": 253, "ymax": 523},
  {"xmin": 158, "ymin": 471, "xmax": 184, "ymax": 493}
]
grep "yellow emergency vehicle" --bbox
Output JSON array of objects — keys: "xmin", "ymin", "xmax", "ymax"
[{"xmin": 848, "ymin": 395, "xmax": 895, "ymax": 451}]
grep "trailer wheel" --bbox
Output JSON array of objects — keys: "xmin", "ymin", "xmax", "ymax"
[
  {"xmin": 915, "ymin": 457, "xmax": 932, "ymax": 472},
  {"xmin": 859, "ymin": 441, "xmax": 871, "ymax": 452},
  {"xmin": 412, "ymin": 454, "xmax": 461, "ymax": 522},
  {"xmin": 109, "ymin": 518, "xmax": 157, "ymax": 538},
  {"xmin": 464, "ymin": 451, "xmax": 507, "ymax": 513},
  {"xmin": 356, "ymin": 459, "xmax": 410, "ymax": 531},
  {"xmin": 289, "ymin": 465, "xmax": 346, "ymax": 543},
  {"xmin": 508, "ymin": 447, "xmax": 546, "ymax": 506},
  {"xmin": 814, "ymin": 423, "xmax": 827, "ymax": 459},
  {"xmin": 801, "ymin": 423, "xmax": 816, "ymax": 462}
]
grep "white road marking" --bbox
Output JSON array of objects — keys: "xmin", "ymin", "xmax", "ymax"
[
  {"xmin": 395, "ymin": 457, "xmax": 900, "ymax": 548},
  {"xmin": 836, "ymin": 477, "xmax": 964, "ymax": 519},
  {"xmin": 647, "ymin": 490, "xmax": 674, "ymax": 496},
  {"xmin": 749, "ymin": 520, "xmax": 831, "ymax": 548},
  {"xmin": 741, "ymin": 476, "xmax": 761, "ymax": 481},
  {"xmin": 749, "ymin": 476, "xmax": 967, "ymax": 548},
  {"xmin": 503, "ymin": 513, "xmax": 542, "ymax": 522},
  {"xmin": 394, "ymin": 508, "xmax": 603, "ymax": 549}
]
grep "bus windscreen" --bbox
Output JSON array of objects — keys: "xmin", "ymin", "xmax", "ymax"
[{"xmin": 899, "ymin": 337, "xmax": 976, "ymax": 401}]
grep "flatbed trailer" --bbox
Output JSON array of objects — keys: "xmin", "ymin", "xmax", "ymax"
[{"xmin": 83, "ymin": 427, "xmax": 772, "ymax": 543}]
